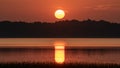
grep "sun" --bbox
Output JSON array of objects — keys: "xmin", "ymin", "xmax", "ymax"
[{"xmin": 55, "ymin": 9, "xmax": 65, "ymax": 19}]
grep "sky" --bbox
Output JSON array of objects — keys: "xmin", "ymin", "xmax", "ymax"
[{"xmin": 0, "ymin": 0, "xmax": 120, "ymax": 22}]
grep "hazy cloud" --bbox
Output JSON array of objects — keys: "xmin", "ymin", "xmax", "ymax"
[{"xmin": 83, "ymin": 4, "xmax": 120, "ymax": 10}]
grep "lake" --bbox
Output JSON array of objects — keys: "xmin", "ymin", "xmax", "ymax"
[{"xmin": 0, "ymin": 38, "xmax": 120, "ymax": 64}]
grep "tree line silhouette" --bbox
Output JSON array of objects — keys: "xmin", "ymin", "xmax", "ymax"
[{"xmin": 0, "ymin": 19, "xmax": 120, "ymax": 38}]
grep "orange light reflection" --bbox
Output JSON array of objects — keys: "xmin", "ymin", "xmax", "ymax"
[
  {"xmin": 54, "ymin": 42, "xmax": 65, "ymax": 64},
  {"xmin": 55, "ymin": 49, "xmax": 65, "ymax": 64}
]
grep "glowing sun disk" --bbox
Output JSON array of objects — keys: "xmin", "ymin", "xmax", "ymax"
[{"xmin": 55, "ymin": 9, "xmax": 65, "ymax": 19}]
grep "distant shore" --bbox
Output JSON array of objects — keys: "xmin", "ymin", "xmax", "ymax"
[{"xmin": 0, "ymin": 19, "xmax": 120, "ymax": 38}]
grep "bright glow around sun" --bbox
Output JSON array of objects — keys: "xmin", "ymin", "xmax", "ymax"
[{"xmin": 55, "ymin": 9, "xmax": 65, "ymax": 19}]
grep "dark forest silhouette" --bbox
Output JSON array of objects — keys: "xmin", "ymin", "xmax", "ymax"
[{"xmin": 0, "ymin": 19, "xmax": 120, "ymax": 38}]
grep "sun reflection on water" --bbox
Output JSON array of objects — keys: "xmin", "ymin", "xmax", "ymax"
[{"xmin": 54, "ymin": 41, "xmax": 65, "ymax": 64}]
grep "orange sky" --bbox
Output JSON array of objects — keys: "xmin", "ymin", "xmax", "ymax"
[{"xmin": 0, "ymin": 0, "xmax": 120, "ymax": 22}]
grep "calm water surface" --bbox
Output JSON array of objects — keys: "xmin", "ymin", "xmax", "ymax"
[{"xmin": 0, "ymin": 38, "xmax": 120, "ymax": 64}]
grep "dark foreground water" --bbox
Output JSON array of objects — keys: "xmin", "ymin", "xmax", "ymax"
[
  {"xmin": 0, "ymin": 38, "xmax": 120, "ymax": 64},
  {"xmin": 0, "ymin": 47, "xmax": 120, "ymax": 64}
]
